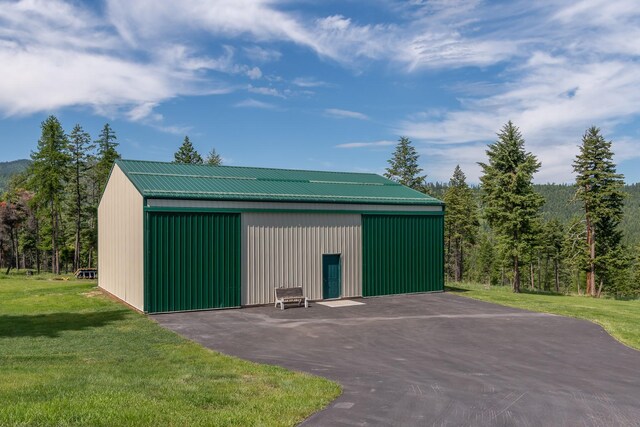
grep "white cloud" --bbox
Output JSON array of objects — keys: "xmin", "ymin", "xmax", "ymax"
[
  {"xmin": 102, "ymin": 0, "xmax": 518, "ymax": 71},
  {"xmin": 336, "ymin": 140, "xmax": 395, "ymax": 149},
  {"xmin": 325, "ymin": 108, "xmax": 369, "ymax": 120},
  {"xmin": 0, "ymin": 1, "xmax": 288, "ymax": 127},
  {"xmin": 127, "ymin": 102, "xmax": 160, "ymax": 122},
  {"xmin": 243, "ymin": 46, "xmax": 282, "ymax": 63},
  {"xmin": 2, "ymin": 0, "xmax": 640, "ymax": 183},
  {"xmin": 0, "ymin": 0, "xmax": 549, "ymax": 123},
  {"xmin": 246, "ymin": 66, "xmax": 262, "ymax": 79},
  {"xmin": 105, "ymin": 0, "xmax": 323, "ymax": 53},
  {"xmin": 292, "ymin": 77, "xmax": 330, "ymax": 88},
  {"xmin": 234, "ymin": 98, "xmax": 277, "ymax": 109},
  {"xmin": 397, "ymin": 0, "xmax": 640, "ymax": 183},
  {"xmin": 247, "ymin": 85, "xmax": 284, "ymax": 98}
]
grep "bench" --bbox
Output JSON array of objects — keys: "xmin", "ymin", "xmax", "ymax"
[
  {"xmin": 75, "ymin": 269, "xmax": 97, "ymax": 279},
  {"xmin": 274, "ymin": 287, "xmax": 308, "ymax": 310}
]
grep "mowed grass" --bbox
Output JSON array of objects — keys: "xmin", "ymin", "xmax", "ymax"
[
  {"xmin": 447, "ymin": 282, "xmax": 640, "ymax": 350},
  {"xmin": 0, "ymin": 275, "xmax": 340, "ymax": 426}
]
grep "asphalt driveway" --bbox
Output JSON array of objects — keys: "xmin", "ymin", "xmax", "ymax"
[{"xmin": 153, "ymin": 293, "xmax": 640, "ymax": 426}]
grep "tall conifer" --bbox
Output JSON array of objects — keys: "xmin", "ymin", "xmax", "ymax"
[
  {"xmin": 479, "ymin": 121, "xmax": 543, "ymax": 292},
  {"xmin": 94, "ymin": 123, "xmax": 120, "ymax": 194},
  {"xmin": 443, "ymin": 165, "xmax": 479, "ymax": 281},
  {"xmin": 68, "ymin": 124, "xmax": 93, "ymax": 271},
  {"xmin": 29, "ymin": 116, "xmax": 71, "ymax": 274},
  {"xmin": 573, "ymin": 126, "xmax": 625, "ymax": 296},
  {"xmin": 205, "ymin": 148, "xmax": 222, "ymax": 166},
  {"xmin": 174, "ymin": 136, "xmax": 203, "ymax": 164},
  {"xmin": 384, "ymin": 137, "xmax": 426, "ymax": 190}
]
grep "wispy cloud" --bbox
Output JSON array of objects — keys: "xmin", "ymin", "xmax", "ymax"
[
  {"xmin": 243, "ymin": 46, "xmax": 282, "ymax": 63},
  {"xmin": 325, "ymin": 108, "xmax": 369, "ymax": 120},
  {"xmin": 234, "ymin": 98, "xmax": 278, "ymax": 109},
  {"xmin": 247, "ymin": 85, "xmax": 285, "ymax": 98},
  {"xmin": 336, "ymin": 140, "xmax": 395, "ymax": 149},
  {"xmin": 2, "ymin": 0, "xmax": 640, "ymax": 183},
  {"xmin": 292, "ymin": 77, "xmax": 331, "ymax": 88},
  {"xmin": 396, "ymin": 0, "xmax": 640, "ymax": 183},
  {"xmin": 0, "ymin": 0, "xmax": 266, "ymax": 130}
]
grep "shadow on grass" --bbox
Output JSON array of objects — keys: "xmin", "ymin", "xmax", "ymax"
[
  {"xmin": 517, "ymin": 288, "xmax": 567, "ymax": 297},
  {"xmin": 446, "ymin": 283, "xmax": 570, "ymax": 297},
  {"xmin": 0, "ymin": 310, "xmax": 127, "ymax": 338},
  {"xmin": 444, "ymin": 286, "xmax": 470, "ymax": 293}
]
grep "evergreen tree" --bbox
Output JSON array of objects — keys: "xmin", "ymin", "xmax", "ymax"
[
  {"xmin": 479, "ymin": 121, "xmax": 543, "ymax": 292},
  {"xmin": 630, "ymin": 245, "xmax": 640, "ymax": 297},
  {"xmin": 0, "ymin": 196, "xmax": 26, "ymax": 273},
  {"xmin": 384, "ymin": 137, "xmax": 426, "ymax": 190},
  {"xmin": 174, "ymin": 136, "xmax": 203, "ymax": 164},
  {"xmin": 94, "ymin": 123, "xmax": 120, "ymax": 195},
  {"xmin": 563, "ymin": 216, "xmax": 588, "ymax": 295},
  {"xmin": 541, "ymin": 218, "xmax": 564, "ymax": 292},
  {"xmin": 573, "ymin": 126, "xmax": 625, "ymax": 297},
  {"xmin": 67, "ymin": 124, "xmax": 94, "ymax": 271},
  {"xmin": 443, "ymin": 165, "xmax": 479, "ymax": 282},
  {"xmin": 205, "ymin": 148, "xmax": 222, "ymax": 166},
  {"xmin": 28, "ymin": 116, "xmax": 71, "ymax": 274},
  {"xmin": 471, "ymin": 230, "xmax": 499, "ymax": 285}
]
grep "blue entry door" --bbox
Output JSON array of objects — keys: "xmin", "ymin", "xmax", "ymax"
[{"xmin": 322, "ymin": 254, "xmax": 341, "ymax": 299}]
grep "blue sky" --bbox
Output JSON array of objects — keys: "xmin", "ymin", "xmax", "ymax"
[{"xmin": 0, "ymin": 0, "xmax": 639, "ymax": 183}]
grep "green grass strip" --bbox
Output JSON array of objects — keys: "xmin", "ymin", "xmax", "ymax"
[
  {"xmin": 0, "ymin": 275, "xmax": 340, "ymax": 426},
  {"xmin": 447, "ymin": 282, "xmax": 640, "ymax": 350}
]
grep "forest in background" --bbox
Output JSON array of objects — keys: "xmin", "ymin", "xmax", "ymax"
[
  {"xmin": 3, "ymin": 162, "xmax": 640, "ymax": 247},
  {"xmin": 0, "ymin": 160, "xmax": 31, "ymax": 193},
  {"xmin": 1, "ymin": 116, "xmax": 639, "ymax": 298},
  {"xmin": 0, "ymin": 117, "xmax": 222, "ymax": 276}
]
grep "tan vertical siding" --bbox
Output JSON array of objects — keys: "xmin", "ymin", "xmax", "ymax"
[
  {"xmin": 242, "ymin": 212, "xmax": 362, "ymax": 305},
  {"xmin": 98, "ymin": 164, "xmax": 144, "ymax": 310}
]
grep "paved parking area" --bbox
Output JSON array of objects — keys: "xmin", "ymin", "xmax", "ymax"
[{"xmin": 154, "ymin": 292, "xmax": 640, "ymax": 426}]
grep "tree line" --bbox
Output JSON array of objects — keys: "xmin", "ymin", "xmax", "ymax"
[
  {"xmin": 0, "ymin": 116, "xmax": 222, "ymax": 275},
  {"xmin": 385, "ymin": 122, "xmax": 639, "ymax": 298},
  {"xmin": 1, "ymin": 115, "xmax": 638, "ymax": 298}
]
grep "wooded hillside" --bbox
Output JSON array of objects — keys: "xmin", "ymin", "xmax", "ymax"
[{"xmin": 0, "ymin": 160, "xmax": 30, "ymax": 193}]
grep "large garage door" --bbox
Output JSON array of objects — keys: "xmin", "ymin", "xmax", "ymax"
[
  {"xmin": 362, "ymin": 215, "xmax": 443, "ymax": 297},
  {"xmin": 145, "ymin": 212, "xmax": 240, "ymax": 313}
]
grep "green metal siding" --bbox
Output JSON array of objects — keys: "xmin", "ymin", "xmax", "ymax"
[
  {"xmin": 362, "ymin": 215, "xmax": 444, "ymax": 296},
  {"xmin": 144, "ymin": 212, "xmax": 240, "ymax": 313}
]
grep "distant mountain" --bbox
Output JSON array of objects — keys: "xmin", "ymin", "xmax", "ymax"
[{"xmin": 0, "ymin": 159, "xmax": 31, "ymax": 193}]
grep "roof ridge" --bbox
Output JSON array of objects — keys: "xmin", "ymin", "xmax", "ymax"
[
  {"xmin": 117, "ymin": 158, "xmax": 382, "ymax": 177},
  {"xmin": 114, "ymin": 159, "xmax": 444, "ymax": 205}
]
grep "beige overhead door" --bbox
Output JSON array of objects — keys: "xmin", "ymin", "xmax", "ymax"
[{"xmin": 242, "ymin": 212, "xmax": 362, "ymax": 305}]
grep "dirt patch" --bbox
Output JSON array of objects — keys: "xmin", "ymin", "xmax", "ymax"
[{"xmin": 83, "ymin": 290, "xmax": 103, "ymax": 298}]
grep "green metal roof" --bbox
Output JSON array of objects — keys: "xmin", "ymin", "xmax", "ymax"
[{"xmin": 116, "ymin": 159, "xmax": 443, "ymax": 206}]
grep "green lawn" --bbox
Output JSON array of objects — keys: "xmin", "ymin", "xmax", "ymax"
[
  {"xmin": 0, "ymin": 275, "xmax": 340, "ymax": 426},
  {"xmin": 447, "ymin": 282, "xmax": 640, "ymax": 350}
]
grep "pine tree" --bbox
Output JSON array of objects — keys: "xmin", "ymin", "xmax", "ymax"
[
  {"xmin": 28, "ymin": 116, "xmax": 71, "ymax": 274},
  {"xmin": 94, "ymin": 123, "xmax": 120, "ymax": 195},
  {"xmin": 205, "ymin": 148, "xmax": 222, "ymax": 166},
  {"xmin": 541, "ymin": 218, "xmax": 564, "ymax": 292},
  {"xmin": 631, "ymin": 245, "xmax": 640, "ymax": 297},
  {"xmin": 443, "ymin": 165, "xmax": 479, "ymax": 282},
  {"xmin": 384, "ymin": 137, "xmax": 426, "ymax": 190},
  {"xmin": 474, "ymin": 230, "xmax": 498, "ymax": 285},
  {"xmin": 68, "ymin": 124, "xmax": 94, "ymax": 271},
  {"xmin": 479, "ymin": 121, "xmax": 543, "ymax": 292},
  {"xmin": 174, "ymin": 136, "xmax": 203, "ymax": 164},
  {"xmin": 563, "ymin": 216, "xmax": 588, "ymax": 295},
  {"xmin": 573, "ymin": 126, "xmax": 625, "ymax": 297}
]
